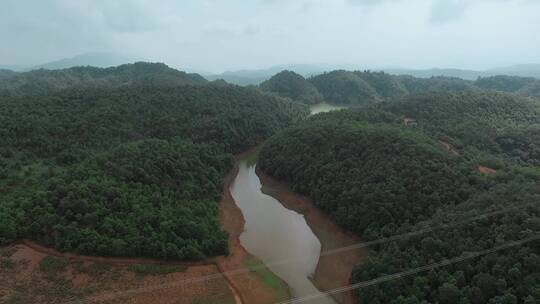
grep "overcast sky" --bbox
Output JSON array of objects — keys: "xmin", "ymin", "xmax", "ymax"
[{"xmin": 1, "ymin": 0, "xmax": 539, "ymax": 73}]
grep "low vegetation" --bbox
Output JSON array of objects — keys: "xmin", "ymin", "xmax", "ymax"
[
  {"xmin": 0, "ymin": 246, "xmax": 234, "ymax": 304},
  {"xmin": 127, "ymin": 264, "xmax": 187, "ymax": 275},
  {"xmin": 245, "ymin": 259, "xmax": 289, "ymax": 299},
  {"xmin": 39, "ymin": 256, "xmax": 70, "ymax": 272}
]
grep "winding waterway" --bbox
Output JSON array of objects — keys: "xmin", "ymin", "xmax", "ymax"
[{"xmin": 230, "ymin": 103, "xmax": 362, "ymax": 303}]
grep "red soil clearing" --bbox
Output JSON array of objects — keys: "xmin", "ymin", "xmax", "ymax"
[
  {"xmin": 478, "ymin": 165, "xmax": 497, "ymax": 174},
  {"xmin": 1, "ymin": 147, "xmax": 284, "ymax": 304},
  {"xmin": 440, "ymin": 141, "xmax": 460, "ymax": 156}
]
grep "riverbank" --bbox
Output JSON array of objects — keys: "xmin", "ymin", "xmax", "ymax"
[
  {"xmin": 0, "ymin": 148, "xmax": 289, "ymax": 304},
  {"xmin": 0, "ymin": 243, "xmax": 236, "ymax": 304},
  {"xmin": 258, "ymin": 169, "xmax": 367, "ymax": 304},
  {"xmin": 216, "ymin": 155, "xmax": 291, "ymax": 304}
]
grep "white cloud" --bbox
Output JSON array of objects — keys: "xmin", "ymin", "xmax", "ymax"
[
  {"xmin": 0, "ymin": 0, "xmax": 539, "ymax": 72},
  {"xmin": 429, "ymin": 0, "xmax": 468, "ymax": 25}
]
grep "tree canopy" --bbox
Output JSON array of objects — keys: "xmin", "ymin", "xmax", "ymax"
[
  {"xmin": 259, "ymin": 70, "xmax": 323, "ymax": 104},
  {"xmin": 0, "ymin": 62, "xmax": 208, "ymax": 95},
  {"xmin": 260, "ymin": 69, "xmax": 540, "ymax": 106},
  {"xmin": 0, "ymin": 79, "xmax": 308, "ymax": 260},
  {"xmin": 258, "ymin": 91, "xmax": 540, "ymax": 303}
]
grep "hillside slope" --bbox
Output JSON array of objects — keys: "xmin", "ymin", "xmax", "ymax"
[
  {"xmin": 258, "ymin": 91, "xmax": 540, "ymax": 303},
  {"xmin": 309, "ymin": 70, "xmax": 381, "ymax": 104},
  {"xmin": 0, "ymin": 62, "xmax": 207, "ymax": 94},
  {"xmin": 263, "ymin": 69, "xmax": 540, "ymax": 106},
  {"xmin": 0, "ymin": 85, "xmax": 308, "ymax": 259},
  {"xmin": 260, "ymin": 70, "xmax": 323, "ymax": 104},
  {"xmin": 379, "ymin": 92, "xmax": 540, "ymax": 166}
]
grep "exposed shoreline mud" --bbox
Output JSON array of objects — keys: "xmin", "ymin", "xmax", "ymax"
[
  {"xmin": 257, "ymin": 168, "xmax": 367, "ymax": 304},
  {"xmin": 1, "ymin": 147, "xmax": 289, "ymax": 304},
  {"xmin": 216, "ymin": 150, "xmax": 292, "ymax": 304},
  {"xmin": 2, "ymin": 146, "xmax": 362, "ymax": 304}
]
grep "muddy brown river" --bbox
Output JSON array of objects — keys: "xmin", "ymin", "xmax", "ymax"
[{"xmin": 230, "ymin": 104, "xmax": 364, "ymax": 304}]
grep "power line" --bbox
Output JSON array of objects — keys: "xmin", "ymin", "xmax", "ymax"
[
  {"xmin": 62, "ymin": 204, "xmax": 528, "ymax": 304},
  {"xmin": 277, "ymin": 234, "xmax": 540, "ymax": 304},
  {"xmin": 321, "ymin": 205, "xmax": 521, "ymax": 257}
]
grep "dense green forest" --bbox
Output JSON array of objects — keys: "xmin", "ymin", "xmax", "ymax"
[
  {"xmin": 259, "ymin": 70, "xmax": 323, "ymax": 104},
  {"xmin": 4, "ymin": 64, "xmax": 539, "ymax": 105},
  {"xmin": 474, "ymin": 75, "xmax": 538, "ymax": 93},
  {"xmin": 0, "ymin": 73, "xmax": 308, "ymax": 259},
  {"xmin": 255, "ymin": 69, "xmax": 540, "ymax": 105},
  {"xmin": 0, "ymin": 69, "xmax": 17, "ymax": 78},
  {"xmin": 258, "ymin": 91, "xmax": 540, "ymax": 303},
  {"xmin": 387, "ymin": 93, "xmax": 540, "ymax": 166},
  {"xmin": 520, "ymin": 81, "xmax": 540, "ymax": 99},
  {"xmin": 0, "ymin": 62, "xmax": 207, "ymax": 94},
  {"xmin": 308, "ymin": 70, "xmax": 382, "ymax": 104}
]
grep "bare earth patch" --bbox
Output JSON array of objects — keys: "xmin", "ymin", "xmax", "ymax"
[
  {"xmin": 258, "ymin": 169, "xmax": 368, "ymax": 304},
  {"xmin": 0, "ymin": 244, "xmax": 236, "ymax": 304},
  {"xmin": 1, "ymin": 148, "xmax": 286, "ymax": 304},
  {"xmin": 439, "ymin": 141, "xmax": 461, "ymax": 156},
  {"xmin": 403, "ymin": 117, "xmax": 416, "ymax": 126},
  {"xmin": 478, "ymin": 165, "xmax": 497, "ymax": 175}
]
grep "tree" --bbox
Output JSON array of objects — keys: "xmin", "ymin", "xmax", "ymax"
[{"xmin": 438, "ymin": 283, "xmax": 462, "ymax": 304}]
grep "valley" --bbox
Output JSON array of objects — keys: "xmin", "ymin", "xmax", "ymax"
[
  {"xmin": 218, "ymin": 104, "xmax": 362, "ymax": 304},
  {"xmin": 3, "ymin": 2, "xmax": 540, "ymax": 303},
  {"xmin": 0, "ymin": 63, "xmax": 539, "ymax": 304}
]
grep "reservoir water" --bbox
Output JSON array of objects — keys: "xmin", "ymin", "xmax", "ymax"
[
  {"xmin": 309, "ymin": 103, "xmax": 346, "ymax": 115},
  {"xmin": 230, "ymin": 103, "xmax": 362, "ymax": 303}
]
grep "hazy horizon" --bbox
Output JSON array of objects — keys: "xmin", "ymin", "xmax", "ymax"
[{"xmin": 2, "ymin": 0, "xmax": 539, "ymax": 73}]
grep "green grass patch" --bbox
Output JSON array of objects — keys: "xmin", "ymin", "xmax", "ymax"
[
  {"xmin": 128, "ymin": 263, "xmax": 187, "ymax": 276},
  {"xmin": 242, "ymin": 148, "xmax": 260, "ymax": 167},
  {"xmin": 39, "ymin": 256, "xmax": 69, "ymax": 272},
  {"xmin": 73, "ymin": 261, "xmax": 113, "ymax": 276},
  {"xmin": 245, "ymin": 258, "xmax": 289, "ymax": 299}
]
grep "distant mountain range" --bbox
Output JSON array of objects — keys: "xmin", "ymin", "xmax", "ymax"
[
  {"xmin": 207, "ymin": 64, "xmax": 540, "ymax": 85},
  {"xmin": 205, "ymin": 64, "xmax": 352, "ymax": 85},
  {"xmin": 0, "ymin": 52, "xmax": 141, "ymax": 72},
  {"xmin": 32, "ymin": 52, "xmax": 141, "ymax": 70},
  {"xmin": 387, "ymin": 64, "xmax": 540, "ymax": 80},
  {"xmin": 2, "ymin": 54, "xmax": 540, "ymax": 87}
]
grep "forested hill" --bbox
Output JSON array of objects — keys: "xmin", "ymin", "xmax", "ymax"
[
  {"xmin": 379, "ymin": 92, "xmax": 540, "ymax": 166},
  {"xmin": 0, "ymin": 62, "xmax": 207, "ymax": 94},
  {"xmin": 0, "ymin": 69, "xmax": 17, "ymax": 78},
  {"xmin": 258, "ymin": 91, "xmax": 540, "ymax": 303},
  {"xmin": 308, "ymin": 70, "xmax": 382, "ymax": 104},
  {"xmin": 259, "ymin": 70, "xmax": 323, "ymax": 104},
  {"xmin": 0, "ymin": 84, "xmax": 308, "ymax": 260},
  {"xmin": 258, "ymin": 69, "xmax": 540, "ymax": 105}
]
